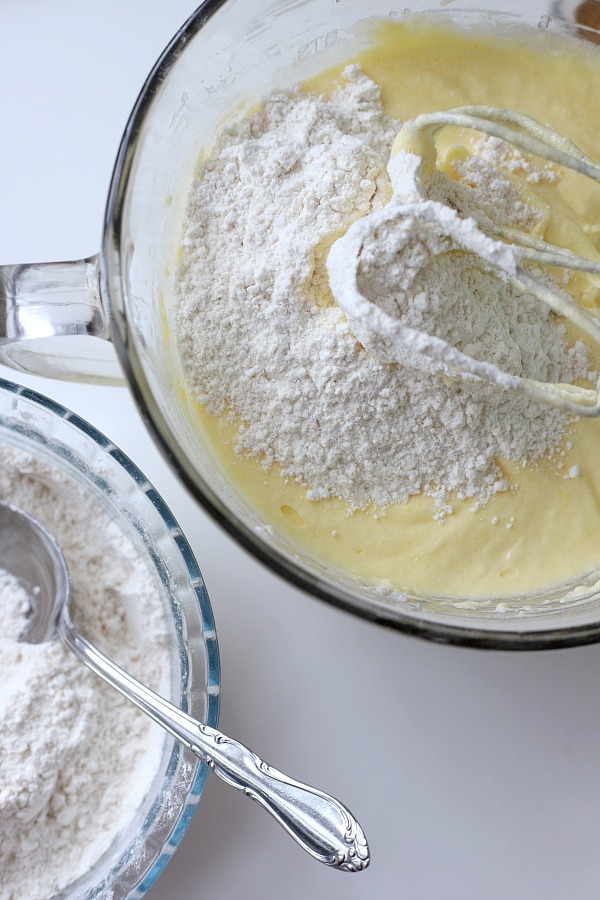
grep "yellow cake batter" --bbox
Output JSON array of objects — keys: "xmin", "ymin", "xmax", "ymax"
[{"xmin": 181, "ymin": 19, "xmax": 600, "ymax": 601}]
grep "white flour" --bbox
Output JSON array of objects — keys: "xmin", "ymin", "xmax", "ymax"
[
  {"xmin": 327, "ymin": 144, "xmax": 589, "ymax": 389},
  {"xmin": 470, "ymin": 134, "xmax": 560, "ymax": 185},
  {"xmin": 0, "ymin": 444, "xmax": 170, "ymax": 900},
  {"xmin": 176, "ymin": 66, "xmax": 588, "ymax": 512}
]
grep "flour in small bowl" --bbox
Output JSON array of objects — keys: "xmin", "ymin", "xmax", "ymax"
[
  {"xmin": 0, "ymin": 444, "xmax": 170, "ymax": 900},
  {"xmin": 176, "ymin": 66, "xmax": 589, "ymax": 512}
]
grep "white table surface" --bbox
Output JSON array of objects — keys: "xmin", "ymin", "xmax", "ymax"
[{"xmin": 2, "ymin": 3, "xmax": 600, "ymax": 899}]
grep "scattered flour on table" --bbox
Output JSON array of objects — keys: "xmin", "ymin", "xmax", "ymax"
[
  {"xmin": 176, "ymin": 65, "xmax": 589, "ymax": 513},
  {"xmin": 0, "ymin": 444, "xmax": 170, "ymax": 900}
]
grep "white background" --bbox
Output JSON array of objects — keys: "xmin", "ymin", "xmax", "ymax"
[{"xmin": 2, "ymin": 2, "xmax": 600, "ymax": 899}]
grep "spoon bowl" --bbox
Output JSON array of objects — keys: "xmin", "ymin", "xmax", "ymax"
[
  {"xmin": 0, "ymin": 502, "xmax": 66, "ymax": 644},
  {"xmin": 0, "ymin": 500, "xmax": 369, "ymax": 873}
]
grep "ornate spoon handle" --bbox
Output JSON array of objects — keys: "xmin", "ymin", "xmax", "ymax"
[
  {"xmin": 185, "ymin": 723, "xmax": 368, "ymax": 871},
  {"xmin": 59, "ymin": 611, "xmax": 369, "ymax": 872}
]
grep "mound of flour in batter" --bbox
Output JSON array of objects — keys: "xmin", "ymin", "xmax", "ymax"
[{"xmin": 176, "ymin": 65, "xmax": 589, "ymax": 510}]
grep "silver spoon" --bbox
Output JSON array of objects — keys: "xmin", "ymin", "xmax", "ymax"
[{"xmin": 0, "ymin": 500, "xmax": 369, "ymax": 872}]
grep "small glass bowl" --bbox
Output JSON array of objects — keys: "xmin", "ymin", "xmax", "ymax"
[{"xmin": 0, "ymin": 377, "xmax": 220, "ymax": 899}]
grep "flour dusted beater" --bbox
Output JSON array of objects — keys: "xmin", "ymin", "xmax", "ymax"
[{"xmin": 327, "ymin": 107, "xmax": 600, "ymax": 416}]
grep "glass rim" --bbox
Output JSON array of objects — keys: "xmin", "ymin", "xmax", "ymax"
[{"xmin": 102, "ymin": 0, "xmax": 600, "ymax": 652}]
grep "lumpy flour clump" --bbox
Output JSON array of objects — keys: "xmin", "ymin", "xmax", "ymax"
[
  {"xmin": 176, "ymin": 66, "xmax": 588, "ymax": 510},
  {"xmin": 0, "ymin": 444, "xmax": 170, "ymax": 900}
]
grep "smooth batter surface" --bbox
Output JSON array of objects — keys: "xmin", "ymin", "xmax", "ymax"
[{"xmin": 186, "ymin": 20, "xmax": 600, "ymax": 600}]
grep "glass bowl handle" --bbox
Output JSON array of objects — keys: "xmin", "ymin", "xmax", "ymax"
[{"xmin": 0, "ymin": 255, "xmax": 124, "ymax": 383}]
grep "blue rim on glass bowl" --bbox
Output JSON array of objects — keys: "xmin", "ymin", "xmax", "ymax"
[{"xmin": 0, "ymin": 377, "xmax": 221, "ymax": 900}]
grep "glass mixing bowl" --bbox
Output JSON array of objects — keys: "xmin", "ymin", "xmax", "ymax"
[
  {"xmin": 0, "ymin": 378, "xmax": 220, "ymax": 899},
  {"xmin": 1, "ymin": 0, "xmax": 600, "ymax": 649}
]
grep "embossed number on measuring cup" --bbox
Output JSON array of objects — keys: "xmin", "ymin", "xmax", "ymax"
[{"xmin": 297, "ymin": 30, "xmax": 338, "ymax": 60}]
